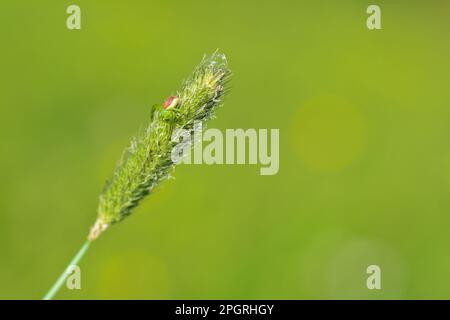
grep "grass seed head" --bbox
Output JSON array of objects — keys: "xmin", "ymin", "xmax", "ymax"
[{"xmin": 88, "ymin": 51, "xmax": 231, "ymax": 240}]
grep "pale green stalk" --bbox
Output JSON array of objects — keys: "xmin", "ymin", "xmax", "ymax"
[{"xmin": 43, "ymin": 240, "xmax": 91, "ymax": 300}]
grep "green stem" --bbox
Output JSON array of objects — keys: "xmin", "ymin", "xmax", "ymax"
[{"xmin": 43, "ymin": 239, "xmax": 91, "ymax": 300}]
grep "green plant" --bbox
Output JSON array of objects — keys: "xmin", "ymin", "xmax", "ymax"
[{"xmin": 43, "ymin": 52, "xmax": 231, "ymax": 300}]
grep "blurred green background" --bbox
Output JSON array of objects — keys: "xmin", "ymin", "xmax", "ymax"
[{"xmin": 1, "ymin": 0, "xmax": 450, "ymax": 299}]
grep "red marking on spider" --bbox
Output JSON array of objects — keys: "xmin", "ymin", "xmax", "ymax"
[{"xmin": 163, "ymin": 96, "xmax": 178, "ymax": 110}]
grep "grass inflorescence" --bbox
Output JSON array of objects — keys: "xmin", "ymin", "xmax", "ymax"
[
  {"xmin": 44, "ymin": 51, "xmax": 231, "ymax": 300},
  {"xmin": 90, "ymin": 51, "xmax": 231, "ymax": 240}
]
